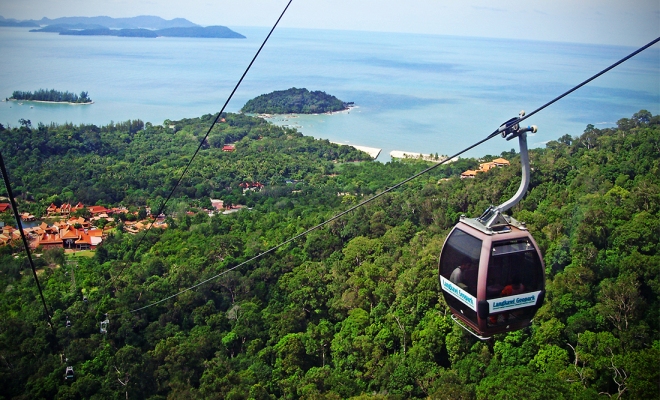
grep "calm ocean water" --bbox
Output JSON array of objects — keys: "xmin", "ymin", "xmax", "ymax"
[{"xmin": 0, "ymin": 26, "xmax": 657, "ymax": 161}]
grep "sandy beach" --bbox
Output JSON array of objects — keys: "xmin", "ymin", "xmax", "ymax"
[
  {"xmin": 331, "ymin": 142, "xmax": 381, "ymax": 159},
  {"xmin": 389, "ymin": 150, "xmax": 455, "ymax": 163},
  {"xmin": 9, "ymin": 99, "xmax": 94, "ymax": 105}
]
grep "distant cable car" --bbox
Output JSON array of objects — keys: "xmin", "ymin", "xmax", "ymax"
[
  {"xmin": 65, "ymin": 366, "xmax": 74, "ymax": 380},
  {"xmin": 439, "ymin": 112, "xmax": 546, "ymax": 339},
  {"xmin": 100, "ymin": 315, "xmax": 109, "ymax": 334}
]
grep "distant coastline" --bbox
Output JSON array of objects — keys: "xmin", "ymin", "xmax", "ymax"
[
  {"xmin": 0, "ymin": 15, "xmax": 245, "ymax": 39},
  {"xmin": 47, "ymin": 26, "xmax": 245, "ymax": 39}
]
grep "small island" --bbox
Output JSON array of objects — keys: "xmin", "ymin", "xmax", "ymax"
[
  {"xmin": 9, "ymin": 89, "xmax": 92, "ymax": 104},
  {"xmin": 241, "ymin": 88, "xmax": 353, "ymax": 114}
]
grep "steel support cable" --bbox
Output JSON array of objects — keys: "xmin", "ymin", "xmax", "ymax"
[
  {"xmin": 0, "ymin": 151, "xmax": 54, "ymax": 330},
  {"xmin": 115, "ymin": 136, "xmax": 490, "ymax": 314},
  {"xmin": 110, "ymin": 35, "xmax": 660, "ymax": 316},
  {"xmin": 487, "ymin": 36, "xmax": 660, "ymax": 140},
  {"xmin": 110, "ymin": 0, "xmax": 294, "ymax": 285}
]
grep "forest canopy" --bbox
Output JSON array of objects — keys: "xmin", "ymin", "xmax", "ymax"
[
  {"xmin": 0, "ymin": 110, "xmax": 658, "ymax": 399},
  {"xmin": 241, "ymin": 87, "xmax": 352, "ymax": 114}
]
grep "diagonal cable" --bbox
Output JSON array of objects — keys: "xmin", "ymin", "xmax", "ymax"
[
  {"xmin": 110, "ymin": 0, "xmax": 294, "ymax": 285},
  {"xmin": 116, "ymin": 136, "xmax": 488, "ymax": 314},
  {"xmin": 0, "ymin": 151, "xmax": 54, "ymax": 330},
  {"xmin": 110, "ymin": 35, "xmax": 660, "ymax": 315},
  {"xmin": 487, "ymin": 36, "xmax": 660, "ymax": 140}
]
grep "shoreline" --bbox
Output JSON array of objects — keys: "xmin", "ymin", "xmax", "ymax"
[
  {"xmin": 261, "ymin": 106, "xmax": 457, "ymax": 163},
  {"xmin": 8, "ymin": 99, "xmax": 94, "ymax": 105},
  {"xmin": 390, "ymin": 150, "xmax": 456, "ymax": 163},
  {"xmin": 256, "ymin": 105, "xmax": 357, "ymax": 120}
]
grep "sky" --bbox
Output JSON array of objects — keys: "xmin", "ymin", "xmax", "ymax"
[{"xmin": 0, "ymin": 0, "xmax": 658, "ymax": 47}]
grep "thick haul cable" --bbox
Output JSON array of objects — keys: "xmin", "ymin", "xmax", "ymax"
[
  {"xmin": 113, "ymin": 36, "xmax": 660, "ymax": 315},
  {"xmin": 111, "ymin": 0, "xmax": 295, "ymax": 285}
]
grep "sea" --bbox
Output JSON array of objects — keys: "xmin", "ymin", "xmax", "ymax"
[{"xmin": 0, "ymin": 26, "xmax": 657, "ymax": 162}]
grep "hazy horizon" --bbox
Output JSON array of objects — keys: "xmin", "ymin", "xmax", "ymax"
[{"xmin": 1, "ymin": 0, "xmax": 657, "ymax": 47}]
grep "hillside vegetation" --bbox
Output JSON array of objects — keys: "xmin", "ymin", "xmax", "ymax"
[
  {"xmin": 0, "ymin": 111, "xmax": 658, "ymax": 399},
  {"xmin": 0, "ymin": 113, "xmax": 371, "ymax": 216}
]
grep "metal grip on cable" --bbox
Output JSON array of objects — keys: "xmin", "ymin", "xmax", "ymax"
[{"xmin": 496, "ymin": 111, "xmax": 537, "ymax": 213}]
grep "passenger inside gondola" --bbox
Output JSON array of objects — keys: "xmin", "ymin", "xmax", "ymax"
[
  {"xmin": 450, "ymin": 257, "xmax": 471, "ymax": 289},
  {"xmin": 486, "ymin": 245, "xmax": 542, "ymax": 325},
  {"xmin": 502, "ymin": 274, "xmax": 525, "ymax": 297},
  {"xmin": 486, "ymin": 265, "xmax": 504, "ymax": 299}
]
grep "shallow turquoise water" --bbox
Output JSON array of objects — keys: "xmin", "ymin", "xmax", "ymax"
[{"xmin": 0, "ymin": 26, "xmax": 657, "ymax": 161}]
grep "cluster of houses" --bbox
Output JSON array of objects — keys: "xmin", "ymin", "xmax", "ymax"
[
  {"xmin": 0, "ymin": 218, "xmax": 104, "ymax": 250},
  {"xmin": 0, "ymin": 203, "xmax": 36, "ymax": 222},
  {"xmin": 460, "ymin": 158, "xmax": 510, "ymax": 179},
  {"xmin": 0, "ymin": 202, "xmax": 166, "ymax": 251},
  {"xmin": 46, "ymin": 202, "xmax": 113, "ymax": 218}
]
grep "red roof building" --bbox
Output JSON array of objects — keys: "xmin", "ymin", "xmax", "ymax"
[
  {"xmin": 75, "ymin": 229, "xmax": 100, "ymax": 250},
  {"xmin": 38, "ymin": 233, "xmax": 63, "ymax": 249},
  {"xmin": 88, "ymin": 205, "xmax": 109, "ymax": 215},
  {"xmin": 46, "ymin": 203, "xmax": 58, "ymax": 215},
  {"xmin": 60, "ymin": 203, "xmax": 71, "ymax": 215},
  {"xmin": 222, "ymin": 144, "xmax": 236, "ymax": 152},
  {"xmin": 492, "ymin": 158, "xmax": 511, "ymax": 166},
  {"xmin": 46, "ymin": 202, "xmax": 72, "ymax": 216},
  {"xmin": 0, "ymin": 203, "xmax": 10, "ymax": 213},
  {"xmin": 461, "ymin": 158, "xmax": 510, "ymax": 179},
  {"xmin": 60, "ymin": 228, "xmax": 80, "ymax": 249}
]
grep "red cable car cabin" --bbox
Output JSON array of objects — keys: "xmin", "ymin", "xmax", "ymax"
[
  {"xmin": 439, "ymin": 217, "xmax": 545, "ymax": 338},
  {"xmin": 439, "ymin": 115, "xmax": 545, "ymax": 339}
]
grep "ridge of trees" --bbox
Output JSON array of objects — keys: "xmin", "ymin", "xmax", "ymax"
[
  {"xmin": 0, "ymin": 113, "xmax": 371, "ymax": 217},
  {"xmin": 0, "ymin": 110, "xmax": 657, "ymax": 399}
]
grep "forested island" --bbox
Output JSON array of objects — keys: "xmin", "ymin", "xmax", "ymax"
[
  {"xmin": 0, "ymin": 111, "xmax": 657, "ymax": 399},
  {"xmin": 0, "ymin": 16, "xmax": 38, "ymax": 27},
  {"xmin": 2, "ymin": 15, "xmax": 199, "ymax": 30},
  {"xmin": 242, "ymin": 87, "xmax": 353, "ymax": 114},
  {"xmin": 0, "ymin": 14, "xmax": 245, "ymax": 39},
  {"xmin": 10, "ymin": 89, "xmax": 92, "ymax": 104}
]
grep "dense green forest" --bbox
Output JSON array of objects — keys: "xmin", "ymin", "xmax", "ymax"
[
  {"xmin": 0, "ymin": 113, "xmax": 372, "ymax": 217},
  {"xmin": 241, "ymin": 88, "xmax": 351, "ymax": 114},
  {"xmin": 10, "ymin": 89, "xmax": 92, "ymax": 104},
  {"xmin": 0, "ymin": 111, "xmax": 658, "ymax": 399}
]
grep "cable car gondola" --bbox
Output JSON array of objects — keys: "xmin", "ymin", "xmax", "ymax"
[
  {"xmin": 64, "ymin": 366, "xmax": 74, "ymax": 380},
  {"xmin": 439, "ymin": 113, "xmax": 546, "ymax": 339},
  {"xmin": 100, "ymin": 315, "xmax": 109, "ymax": 334}
]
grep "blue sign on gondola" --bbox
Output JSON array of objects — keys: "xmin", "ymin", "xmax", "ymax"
[
  {"xmin": 487, "ymin": 290, "xmax": 542, "ymax": 313},
  {"xmin": 441, "ymin": 276, "xmax": 477, "ymax": 311}
]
